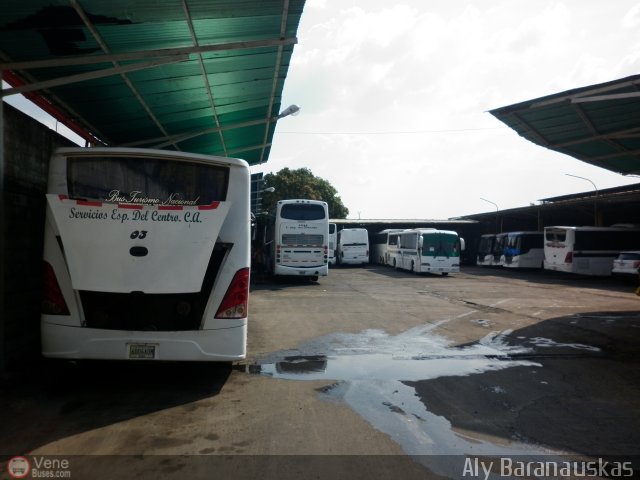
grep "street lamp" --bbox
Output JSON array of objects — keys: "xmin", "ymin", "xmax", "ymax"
[
  {"xmin": 480, "ymin": 197, "xmax": 500, "ymax": 233},
  {"xmin": 565, "ymin": 173, "xmax": 599, "ymax": 225},
  {"xmin": 274, "ymin": 104, "xmax": 300, "ymax": 121}
]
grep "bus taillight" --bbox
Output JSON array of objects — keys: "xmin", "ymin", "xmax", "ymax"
[
  {"xmin": 565, "ymin": 252, "xmax": 573, "ymax": 263},
  {"xmin": 42, "ymin": 261, "xmax": 70, "ymax": 315},
  {"xmin": 215, "ymin": 268, "xmax": 250, "ymax": 319}
]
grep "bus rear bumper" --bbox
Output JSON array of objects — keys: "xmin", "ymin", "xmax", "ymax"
[
  {"xmin": 41, "ymin": 321, "xmax": 247, "ymax": 362},
  {"xmin": 274, "ymin": 265, "xmax": 328, "ymax": 276}
]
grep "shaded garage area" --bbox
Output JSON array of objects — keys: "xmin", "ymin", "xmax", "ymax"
[
  {"xmin": 461, "ymin": 74, "xmax": 640, "ymax": 236},
  {"xmin": 0, "ymin": 1, "xmax": 305, "ymax": 371}
]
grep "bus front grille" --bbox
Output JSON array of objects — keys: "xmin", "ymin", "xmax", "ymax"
[{"xmin": 80, "ymin": 244, "xmax": 229, "ymax": 331}]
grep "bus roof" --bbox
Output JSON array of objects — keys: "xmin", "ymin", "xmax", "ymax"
[{"xmin": 54, "ymin": 147, "xmax": 249, "ymax": 169}]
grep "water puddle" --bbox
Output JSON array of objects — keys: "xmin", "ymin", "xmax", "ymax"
[{"xmin": 246, "ymin": 326, "xmax": 582, "ymax": 476}]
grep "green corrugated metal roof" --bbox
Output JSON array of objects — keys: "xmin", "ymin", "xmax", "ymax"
[
  {"xmin": 490, "ymin": 74, "xmax": 640, "ymax": 175},
  {"xmin": 0, "ymin": 0, "xmax": 305, "ymax": 165}
]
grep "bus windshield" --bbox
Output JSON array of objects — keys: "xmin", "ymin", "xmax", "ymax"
[
  {"xmin": 68, "ymin": 156, "xmax": 229, "ymax": 205},
  {"xmin": 422, "ymin": 233, "xmax": 460, "ymax": 257}
]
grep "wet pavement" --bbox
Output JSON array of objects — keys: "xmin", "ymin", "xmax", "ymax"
[{"xmin": 1, "ymin": 265, "xmax": 639, "ymax": 479}]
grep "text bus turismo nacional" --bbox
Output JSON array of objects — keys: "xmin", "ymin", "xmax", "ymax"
[
  {"xmin": 268, "ymin": 199, "xmax": 329, "ymax": 280},
  {"xmin": 42, "ymin": 147, "xmax": 251, "ymax": 362}
]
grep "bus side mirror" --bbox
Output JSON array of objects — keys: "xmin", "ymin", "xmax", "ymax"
[
  {"xmin": 418, "ymin": 237, "xmax": 423, "ymax": 248},
  {"xmin": 460, "ymin": 238, "xmax": 466, "ymax": 251}
]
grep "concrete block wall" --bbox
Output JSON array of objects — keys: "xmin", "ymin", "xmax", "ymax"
[{"xmin": 2, "ymin": 103, "xmax": 73, "ymax": 371}]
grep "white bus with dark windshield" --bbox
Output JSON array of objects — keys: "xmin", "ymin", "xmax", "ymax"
[
  {"xmin": 328, "ymin": 223, "xmax": 337, "ymax": 265},
  {"xmin": 371, "ymin": 229, "xmax": 404, "ymax": 265},
  {"xmin": 502, "ymin": 231, "xmax": 544, "ymax": 269},
  {"xmin": 337, "ymin": 228, "xmax": 370, "ymax": 265},
  {"xmin": 387, "ymin": 228, "xmax": 464, "ymax": 275},
  {"xmin": 269, "ymin": 199, "xmax": 329, "ymax": 280},
  {"xmin": 544, "ymin": 226, "xmax": 640, "ymax": 276},
  {"xmin": 476, "ymin": 234, "xmax": 495, "ymax": 266},
  {"xmin": 42, "ymin": 147, "xmax": 251, "ymax": 362}
]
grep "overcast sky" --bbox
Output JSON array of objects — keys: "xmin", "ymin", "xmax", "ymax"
[{"xmin": 255, "ymin": 0, "xmax": 640, "ymax": 219}]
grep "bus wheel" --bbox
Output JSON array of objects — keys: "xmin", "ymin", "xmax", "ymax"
[
  {"xmin": 310, "ymin": 276, "xmax": 318, "ymax": 282},
  {"xmin": 442, "ymin": 272, "xmax": 449, "ymax": 276}
]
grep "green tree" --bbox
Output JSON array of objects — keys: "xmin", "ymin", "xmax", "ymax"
[{"xmin": 262, "ymin": 167, "xmax": 349, "ymax": 219}]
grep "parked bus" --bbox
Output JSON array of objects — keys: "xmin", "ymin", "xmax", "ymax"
[
  {"xmin": 268, "ymin": 199, "xmax": 329, "ymax": 280},
  {"xmin": 490, "ymin": 233, "xmax": 507, "ymax": 267},
  {"xmin": 42, "ymin": 147, "xmax": 250, "ymax": 362},
  {"xmin": 337, "ymin": 228, "xmax": 369, "ymax": 265},
  {"xmin": 371, "ymin": 229, "xmax": 404, "ymax": 265},
  {"xmin": 502, "ymin": 231, "xmax": 544, "ymax": 269},
  {"xmin": 544, "ymin": 226, "xmax": 640, "ymax": 276},
  {"xmin": 476, "ymin": 234, "xmax": 495, "ymax": 266},
  {"xmin": 328, "ymin": 223, "xmax": 337, "ymax": 265},
  {"xmin": 388, "ymin": 228, "xmax": 464, "ymax": 275}
]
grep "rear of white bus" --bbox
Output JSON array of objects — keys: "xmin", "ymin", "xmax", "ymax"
[
  {"xmin": 543, "ymin": 227, "xmax": 574, "ymax": 273},
  {"xmin": 328, "ymin": 223, "xmax": 337, "ymax": 265},
  {"xmin": 41, "ymin": 147, "xmax": 250, "ymax": 362},
  {"xmin": 338, "ymin": 228, "xmax": 369, "ymax": 265},
  {"xmin": 273, "ymin": 200, "xmax": 329, "ymax": 278}
]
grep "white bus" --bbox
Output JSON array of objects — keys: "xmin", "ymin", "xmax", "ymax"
[
  {"xmin": 42, "ymin": 147, "xmax": 250, "ymax": 362},
  {"xmin": 269, "ymin": 199, "xmax": 329, "ymax": 280},
  {"xmin": 388, "ymin": 228, "xmax": 463, "ymax": 275},
  {"xmin": 328, "ymin": 223, "xmax": 337, "ymax": 265},
  {"xmin": 337, "ymin": 228, "xmax": 369, "ymax": 265},
  {"xmin": 476, "ymin": 234, "xmax": 495, "ymax": 266},
  {"xmin": 490, "ymin": 233, "xmax": 507, "ymax": 267},
  {"xmin": 502, "ymin": 231, "xmax": 544, "ymax": 269},
  {"xmin": 544, "ymin": 226, "xmax": 640, "ymax": 276},
  {"xmin": 371, "ymin": 229, "xmax": 404, "ymax": 265}
]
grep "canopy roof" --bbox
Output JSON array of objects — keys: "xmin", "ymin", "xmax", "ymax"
[
  {"xmin": 0, "ymin": 0, "xmax": 305, "ymax": 165},
  {"xmin": 490, "ymin": 74, "xmax": 640, "ymax": 175}
]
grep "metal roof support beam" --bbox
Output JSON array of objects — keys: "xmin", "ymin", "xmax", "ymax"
[
  {"xmin": 0, "ymin": 38, "xmax": 298, "ymax": 71},
  {"xmin": 571, "ymin": 91, "xmax": 640, "ymax": 103},
  {"xmin": 181, "ymin": 0, "xmax": 227, "ymax": 156},
  {"xmin": 260, "ymin": 0, "xmax": 291, "ymax": 163},
  {"xmin": 69, "ymin": 0, "xmax": 180, "ymax": 150},
  {"xmin": 1, "ymin": 56, "xmax": 188, "ymax": 97},
  {"xmin": 532, "ymin": 77, "xmax": 640, "ymax": 108},
  {"xmin": 572, "ymin": 102, "xmax": 630, "ymax": 158},
  {"xmin": 550, "ymin": 126, "xmax": 640, "ymax": 148},
  {"xmin": 119, "ymin": 117, "xmax": 273, "ymax": 149},
  {"xmin": 510, "ymin": 111, "xmax": 550, "ymax": 147}
]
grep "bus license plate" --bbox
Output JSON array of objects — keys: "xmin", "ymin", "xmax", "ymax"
[{"xmin": 128, "ymin": 343, "xmax": 157, "ymax": 359}]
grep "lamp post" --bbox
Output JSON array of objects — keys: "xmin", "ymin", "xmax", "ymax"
[
  {"xmin": 274, "ymin": 104, "xmax": 300, "ymax": 121},
  {"xmin": 480, "ymin": 197, "xmax": 500, "ymax": 233},
  {"xmin": 565, "ymin": 173, "xmax": 599, "ymax": 225}
]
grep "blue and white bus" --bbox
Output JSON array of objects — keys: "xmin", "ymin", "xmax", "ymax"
[{"xmin": 502, "ymin": 231, "xmax": 544, "ymax": 269}]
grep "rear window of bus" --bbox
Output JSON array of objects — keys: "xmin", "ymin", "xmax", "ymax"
[
  {"xmin": 280, "ymin": 204, "xmax": 326, "ymax": 220},
  {"xmin": 67, "ymin": 156, "xmax": 229, "ymax": 205}
]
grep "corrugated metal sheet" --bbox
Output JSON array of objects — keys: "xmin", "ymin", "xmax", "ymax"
[
  {"xmin": 0, "ymin": 0, "xmax": 305, "ymax": 165},
  {"xmin": 490, "ymin": 74, "xmax": 640, "ymax": 175}
]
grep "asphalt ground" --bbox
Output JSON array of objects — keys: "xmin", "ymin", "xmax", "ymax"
[{"xmin": 1, "ymin": 264, "xmax": 639, "ymax": 479}]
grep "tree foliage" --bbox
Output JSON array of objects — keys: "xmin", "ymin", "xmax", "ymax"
[{"xmin": 261, "ymin": 167, "xmax": 349, "ymax": 219}]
